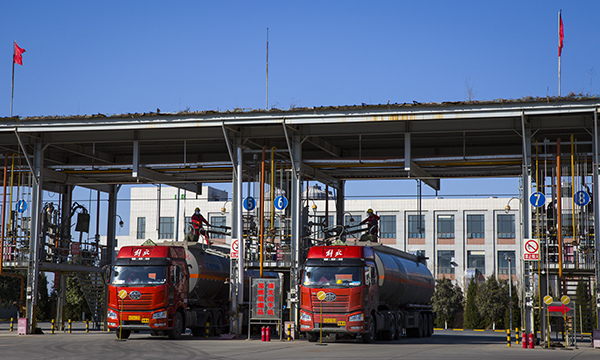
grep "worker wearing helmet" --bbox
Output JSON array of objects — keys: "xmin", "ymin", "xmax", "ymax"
[
  {"xmin": 191, "ymin": 207, "xmax": 210, "ymax": 245},
  {"xmin": 361, "ymin": 208, "xmax": 380, "ymax": 241}
]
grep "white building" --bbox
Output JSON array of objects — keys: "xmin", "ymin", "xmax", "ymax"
[{"xmin": 115, "ymin": 185, "xmax": 522, "ymax": 289}]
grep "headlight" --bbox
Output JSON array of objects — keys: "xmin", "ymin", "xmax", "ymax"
[
  {"xmin": 300, "ymin": 312, "xmax": 312, "ymax": 321},
  {"xmin": 152, "ymin": 310, "xmax": 167, "ymax": 319},
  {"xmin": 107, "ymin": 310, "xmax": 118, "ymax": 319},
  {"xmin": 349, "ymin": 313, "xmax": 363, "ymax": 322}
]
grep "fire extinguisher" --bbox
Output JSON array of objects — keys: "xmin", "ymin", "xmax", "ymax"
[
  {"xmin": 265, "ymin": 326, "xmax": 271, "ymax": 342},
  {"xmin": 261, "ymin": 326, "xmax": 266, "ymax": 341}
]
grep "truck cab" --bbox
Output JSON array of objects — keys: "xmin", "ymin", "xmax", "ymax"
[
  {"xmin": 107, "ymin": 245, "xmax": 189, "ymax": 339},
  {"xmin": 299, "ymin": 246, "xmax": 378, "ymax": 342}
]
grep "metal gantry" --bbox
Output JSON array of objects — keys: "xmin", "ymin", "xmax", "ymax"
[{"xmin": 0, "ymin": 98, "xmax": 599, "ymax": 334}]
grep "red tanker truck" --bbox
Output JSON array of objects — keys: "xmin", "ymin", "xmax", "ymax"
[
  {"xmin": 106, "ymin": 243, "xmax": 230, "ymax": 339},
  {"xmin": 299, "ymin": 243, "xmax": 434, "ymax": 342}
]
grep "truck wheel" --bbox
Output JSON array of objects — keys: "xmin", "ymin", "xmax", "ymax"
[
  {"xmin": 362, "ymin": 316, "xmax": 376, "ymax": 343},
  {"xmin": 214, "ymin": 311, "xmax": 223, "ymax": 336},
  {"xmin": 168, "ymin": 312, "xmax": 184, "ymax": 340},
  {"xmin": 306, "ymin": 332, "xmax": 318, "ymax": 342},
  {"xmin": 395, "ymin": 315, "xmax": 402, "ymax": 340},
  {"xmin": 116, "ymin": 329, "xmax": 131, "ymax": 339},
  {"xmin": 383, "ymin": 315, "xmax": 395, "ymax": 341},
  {"xmin": 418, "ymin": 314, "xmax": 425, "ymax": 338},
  {"xmin": 426, "ymin": 313, "xmax": 433, "ymax": 337}
]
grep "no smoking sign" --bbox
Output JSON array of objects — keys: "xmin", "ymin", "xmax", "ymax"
[{"xmin": 523, "ymin": 238, "xmax": 539, "ymax": 261}]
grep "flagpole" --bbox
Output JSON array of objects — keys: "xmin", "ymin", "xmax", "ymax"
[
  {"xmin": 11, "ymin": 50, "xmax": 15, "ymax": 117},
  {"xmin": 265, "ymin": 27, "xmax": 269, "ymax": 110},
  {"xmin": 558, "ymin": 10, "xmax": 562, "ymax": 97}
]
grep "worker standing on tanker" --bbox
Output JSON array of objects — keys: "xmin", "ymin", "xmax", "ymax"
[
  {"xmin": 191, "ymin": 207, "xmax": 211, "ymax": 245},
  {"xmin": 361, "ymin": 208, "xmax": 380, "ymax": 241}
]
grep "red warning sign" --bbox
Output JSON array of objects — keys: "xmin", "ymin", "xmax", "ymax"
[{"xmin": 523, "ymin": 239, "xmax": 539, "ymax": 261}]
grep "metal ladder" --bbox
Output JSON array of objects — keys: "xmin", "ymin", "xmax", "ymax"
[{"xmin": 76, "ymin": 272, "xmax": 105, "ymax": 327}]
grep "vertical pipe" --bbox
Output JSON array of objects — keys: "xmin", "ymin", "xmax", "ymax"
[
  {"xmin": 8, "ymin": 154, "xmax": 15, "ymax": 242},
  {"xmin": 570, "ymin": 135, "xmax": 576, "ymax": 245},
  {"xmin": 557, "ymin": 139, "xmax": 563, "ymax": 285},
  {"xmin": 259, "ymin": 147, "xmax": 266, "ymax": 277},
  {"xmin": 96, "ymin": 191, "xmax": 100, "ymax": 254},
  {"xmin": 1, "ymin": 154, "xmax": 7, "ymax": 272},
  {"xmin": 270, "ymin": 147, "xmax": 275, "ymax": 232},
  {"xmin": 325, "ymin": 185, "xmax": 329, "ymax": 229}
]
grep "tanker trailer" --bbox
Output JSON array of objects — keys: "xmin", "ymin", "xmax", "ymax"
[
  {"xmin": 107, "ymin": 243, "xmax": 231, "ymax": 339},
  {"xmin": 299, "ymin": 243, "xmax": 434, "ymax": 343}
]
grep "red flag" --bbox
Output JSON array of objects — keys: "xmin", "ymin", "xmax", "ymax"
[
  {"xmin": 558, "ymin": 13, "xmax": 564, "ymax": 57},
  {"xmin": 13, "ymin": 42, "xmax": 26, "ymax": 65}
]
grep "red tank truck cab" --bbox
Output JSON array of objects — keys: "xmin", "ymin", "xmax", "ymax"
[
  {"xmin": 106, "ymin": 245, "xmax": 189, "ymax": 339},
  {"xmin": 299, "ymin": 244, "xmax": 434, "ymax": 343}
]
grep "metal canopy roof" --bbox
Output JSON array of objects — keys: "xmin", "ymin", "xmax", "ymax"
[{"xmin": 1, "ymin": 97, "xmax": 598, "ymax": 193}]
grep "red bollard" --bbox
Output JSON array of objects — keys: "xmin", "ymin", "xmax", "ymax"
[
  {"xmin": 261, "ymin": 326, "xmax": 266, "ymax": 341},
  {"xmin": 522, "ymin": 333, "xmax": 527, "ymax": 348},
  {"xmin": 528, "ymin": 333, "xmax": 534, "ymax": 349},
  {"xmin": 266, "ymin": 326, "xmax": 271, "ymax": 342}
]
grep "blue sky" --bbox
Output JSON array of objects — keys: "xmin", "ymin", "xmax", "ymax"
[
  {"xmin": 3, "ymin": 1, "xmax": 598, "ymax": 117},
  {"xmin": 3, "ymin": 1, "xmax": 596, "ymax": 234}
]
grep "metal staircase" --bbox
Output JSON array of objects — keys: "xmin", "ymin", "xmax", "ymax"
[{"xmin": 76, "ymin": 272, "xmax": 105, "ymax": 326}]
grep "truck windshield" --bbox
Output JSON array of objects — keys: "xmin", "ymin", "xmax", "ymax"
[
  {"xmin": 303, "ymin": 266, "xmax": 361, "ymax": 288},
  {"xmin": 111, "ymin": 265, "xmax": 167, "ymax": 286}
]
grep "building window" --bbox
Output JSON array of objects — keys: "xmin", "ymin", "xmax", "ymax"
[
  {"xmin": 437, "ymin": 250, "xmax": 455, "ymax": 274},
  {"xmin": 467, "ymin": 250, "xmax": 485, "ymax": 275},
  {"xmin": 467, "ymin": 214, "xmax": 484, "ymax": 239},
  {"xmin": 380, "ymin": 215, "xmax": 396, "ymax": 238},
  {"xmin": 136, "ymin": 217, "xmax": 146, "ymax": 239},
  {"xmin": 437, "ymin": 215, "xmax": 455, "ymax": 239},
  {"xmin": 408, "ymin": 215, "xmax": 425, "ymax": 238},
  {"xmin": 210, "ymin": 216, "xmax": 227, "ymax": 239},
  {"xmin": 497, "ymin": 214, "xmax": 515, "ymax": 239},
  {"xmin": 159, "ymin": 217, "xmax": 174, "ymax": 239},
  {"xmin": 498, "ymin": 251, "xmax": 516, "ymax": 275},
  {"xmin": 345, "ymin": 214, "xmax": 361, "ymax": 227}
]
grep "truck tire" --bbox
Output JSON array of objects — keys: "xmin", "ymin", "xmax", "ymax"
[
  {"xmin": 116, "ymin": 329, "xmax": 131, "ymax": 339},
  {"xmin": 395, "ymin": 314, "xmax": 402, "ymax": 340},
  {"xmin": 306, "ymin": 332, "xmax": 318, "ymax": 342},
  {"xmin": 426, "ymin": 313, "xmax": 433, "ymax": 337},
  {"xmin": 383, "ymin": 314, "xmax": 396, "ymax": 341},
  {"xmin": 214, "ymin": 311, "xmax": 223, "ymax": 336},
  {"xmin": 418, "ymin": 313, "xmax": 425, "ymax": 338},
  {"xmin": 362, "ymin": 316, "xmax": 376, "ymax": 343},
  {"xmin": 168, "ymin": 312, "xmax": 184, "ymax": 339}
]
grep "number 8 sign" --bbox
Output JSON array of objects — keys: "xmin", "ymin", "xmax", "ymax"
[
  {"xmin": 574, "ymin": 191, "xmax": 590, "ymax": 207},
  {"xmin": 274, "ymin": 196, "xmax": 288, "ymax": 210}
]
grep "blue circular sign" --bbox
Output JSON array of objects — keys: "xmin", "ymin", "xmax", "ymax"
[
  {"xmin": 274, "ymin": 196, "xmax": 288, "ymax": 210},
  {"xmin": 529, "ymin": 192, "xmax": 546, "ymax": 208},
  {"xmin": 574, "ymin": 191, "xmax": 590, "ymax": 206},
  {"xmin": 243, "ymin": 197, "xmax": 256, "ymax": 211},
  {"xmin": 16, "ymin": 199, "xmax": 27, "ymax": 213}
]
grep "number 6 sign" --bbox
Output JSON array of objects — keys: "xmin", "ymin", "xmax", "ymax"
[{"xmin": 274, "ymin": 196, "xmax": 288, "ymax": 210}]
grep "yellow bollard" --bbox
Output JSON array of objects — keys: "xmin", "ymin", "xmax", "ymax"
[
  {"xmin": 68, "ymin": 319, "xmax": 72, "ymax": 334},
  {"xmin": 86, "ymin": 320, "xmax": 89, "ymax": 333},
  {"xmin": 287, "ymin": 323, "xmax": 291, "ymax": 341},
  {"xmin": 10, "ymin": 318, "xmax": 14, "ymax": 332},
  {"xmin": 506, "ymin": 329, "xmax": 511, "ymax": 347},
  {"xmin": 515, "ymin": 327, "xmax": 519, "ymax": 345},
  {"xmin": 205, "ymin": 321, "xmax": 209, "ymax": 338},
  {"xmin": 51, "ymin": 319, "xmax": 55, "ymax": 334}
]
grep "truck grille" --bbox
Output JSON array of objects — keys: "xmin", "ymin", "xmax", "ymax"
[
  {"xmin": 311, "ymin": 294, "xmax": 349, "ymax": 313},
  {"xmin": 121, "ymin": 293, "xmax": 153, "ymax": 310}
]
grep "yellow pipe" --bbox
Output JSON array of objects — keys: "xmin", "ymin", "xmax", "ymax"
[{"xmin": 259, "ymin": 147, "xmax": 266, "ymax": 278}]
